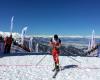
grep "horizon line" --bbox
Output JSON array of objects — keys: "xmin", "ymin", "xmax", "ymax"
[{"xmin": 1, "ymin": 31, "xmax": 100, "ymax": 38}]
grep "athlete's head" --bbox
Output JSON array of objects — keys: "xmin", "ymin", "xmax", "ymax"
[{"xmin": 54, "ymin": 34, "xmax": 58, "ymax": 40}]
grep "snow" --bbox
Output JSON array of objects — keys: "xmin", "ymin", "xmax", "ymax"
[{"xmin": 0, "ymin": 54, "xmax": 100, "ymax": 80}]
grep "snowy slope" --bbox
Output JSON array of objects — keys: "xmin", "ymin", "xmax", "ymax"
[{"xmin": 0, "ymin": 54, "xmax": 100, "ymax": 80}]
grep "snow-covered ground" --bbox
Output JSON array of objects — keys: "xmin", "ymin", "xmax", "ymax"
[{"xmin": 0, "ymin": 54, "xmax": 100, "ymax": 80}]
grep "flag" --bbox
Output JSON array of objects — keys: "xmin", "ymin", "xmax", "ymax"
[{"xmin": 10, "ymin": 16, "xmax": 14, "ymax": 34}]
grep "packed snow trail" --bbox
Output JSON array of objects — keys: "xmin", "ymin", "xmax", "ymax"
[{"xmin": 0, "ymin": 54, "xmax": 100, "ymax": 80}]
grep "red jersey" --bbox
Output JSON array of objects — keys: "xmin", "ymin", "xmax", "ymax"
[
  {"xmin": 50, "ymin": 38, "xmax": 61, "ymax": 54},
  {"xmin": 5, "ymin": 36, "xmax": 12, "ymax": 45}
]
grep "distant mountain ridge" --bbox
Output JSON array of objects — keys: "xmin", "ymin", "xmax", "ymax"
[
  {"xmin": 1, "ymin": 31, "xmax": 100, "ymax": 38},
  {"xmin": 0, "ymin": 31, "xmax": 98, "ymax": 56}
]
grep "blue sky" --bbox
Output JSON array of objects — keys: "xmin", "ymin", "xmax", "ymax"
[{"xmin": 0, "ymin": 0, "xmax": 100, "ymax": 36}]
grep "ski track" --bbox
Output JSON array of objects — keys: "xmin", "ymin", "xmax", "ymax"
[{"xmin": 0, "ymin": 55, "xmax": 100, "ymax": 80}]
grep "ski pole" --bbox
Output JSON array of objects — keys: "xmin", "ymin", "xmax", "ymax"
[
  {"xmin": 35, "ymin": 55, "xmax": 47, "ymax": 66},
  {"xmin": 68, "ymin": 56, "xmax": 81, "ymax": 64},
  {"xmin": 63, "ymin": 51, "xmax": 81, "ymax": 64}
]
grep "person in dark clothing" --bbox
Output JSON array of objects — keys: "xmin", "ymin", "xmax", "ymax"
[
  {"xmin": 49, "ymin": 34, "xmax": 61, "ymax": 71},
  {"xmin": 4, "ymin": 36, "xmax": 8, "ymax": 53},
  {"xmin": 4, "ymin": 35, "xmax": 12, "ymax": 53},
  {"xmin": 0, "ymin": 35, "xmax": 4, "ymax": 53}
]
